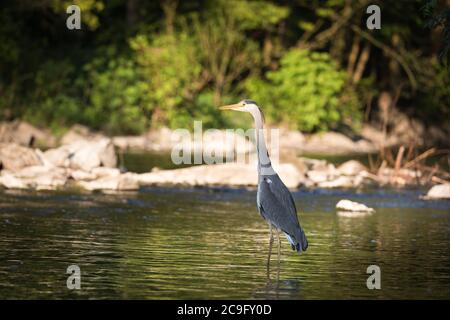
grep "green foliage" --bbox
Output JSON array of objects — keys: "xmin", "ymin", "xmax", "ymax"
[
  {"xmin": 415, "ymin": 57, "xmax": 450, "ymax": 121},
  {"xmin": 219, "ymin": 0, "xmax": 289, "ymax": 31},
  {"xmin": 189, "ymin": 12, "xmax": 262, "ymax": 103},
  {"xmin": 83, "ymin": 54, "xmax": 150, "ymax": 134},
  {"xmin": 246, "ymin": 50, "xmax": 359, "ymax": 132},
  {"xmin": 0, "ymin": 0, "xmax": 448, "ymax": 135},
  {"xmin": 49, "ymin": 0, "xmax": 105, "ymax": 30},
  {"xmin": 22, "ymin": 60, "xmax": 83, "ymax": 131},
  {"xmin": 130, "ymin": 32, "xmax": 202, "ymax": 129}
]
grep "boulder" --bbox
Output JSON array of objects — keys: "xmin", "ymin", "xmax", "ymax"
[
  {"xmin": 60, "ymin": 124, "xmax": 103, "ymax": 145},
  {"xmin": 90, "ymin": 167, "xmax": 121, "ymax": 178},
  {"xmin": 306, "ymin": 170, "xmax": 329, "ymax": 184},
  {"xmin": 338, "ymin": 160, "xmax": 367, "ymax": 176},
  {"xmin": 337, "ymin": 211, "xmax": 373, "ymax": 217},
  {"xmin": 43, "ymin": 138, "xmax": 117, "ymax": 171},
  {"xmin": 0, "ymin": 166, "xmax": 67, "ymax": 190},
  {"xmin": 336, "ymin": 199, "xmax": 375, "ymax": 213},
  {"xmin": 77, "ymin": 173, "xmax": 139, "ymax": 191},
  {"xmin": 279, "ymin": 129, "xmax": 305, "ymax": 150},
  {"xmin": 423, "ymin": 184, "xmax": 450, "ymax": 200},
  {"xmin": 0, "ymin": 143, "xmax": 42, "ymax": 171},
  {"xmin": 305, "ymin": 162, "xmax": 339, "ymax": 185},
  {"xmin": 299, "ymin": 158, "xmax": 328, "ymax": 171},
  {"xmin": 69, "ymin": 169, "xmax": 97, "ymax": 181},
  {"xmin": 43, "ymin": 148, "xmax": 71, "ymax": 167},
  {"xmin": 0, "ymin": 172, "xmax": 27, "ymax": 189},
  {"xmin": 319, "ymin": 176, "xmax": 354, "ymax": 188},
  {"xmin": 137, "ymin": 162, "xmax": 303, "ymax": 189},
  {"xmin": 0, "ymin": 121, "xmax": 56, "ymax": 147},
  {"xmin": 300, "ymin": 132, "xmax": 376, "ymax": 155}
]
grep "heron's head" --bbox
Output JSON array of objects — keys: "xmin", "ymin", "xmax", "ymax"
[{"xmin": 219, "ymin": 99, "xmax": 259, "ymax": 113}]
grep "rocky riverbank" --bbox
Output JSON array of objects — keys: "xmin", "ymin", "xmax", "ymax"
[
  {"xmin": 0, "ymin": 121, "xmax": 448, "ymax": 198},
  {"xmin": 3, "ymin": 118, "xmax": 447, "ymax": 156}
]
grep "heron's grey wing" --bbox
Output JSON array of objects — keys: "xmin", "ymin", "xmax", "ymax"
[
  {"xmin": 258, "ymin": 175, "xmax": 300, "ymax": 231},
  {"xmin": 258, "ymin": 174, "xmax": 308, "ymax": 252}
]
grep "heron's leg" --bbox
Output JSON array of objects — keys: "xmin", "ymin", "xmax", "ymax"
[
  {"xmin": 266, "ymin": 224, "xmax": 274, "ymax": 274},
  {"xmin": 276, "ymin": 229, "xmax": 281, "ymax": 265}
]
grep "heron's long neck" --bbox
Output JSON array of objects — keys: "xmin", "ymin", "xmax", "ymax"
[{"xmin": 250, "ymin": 109, "xmax": 272, "ymax": 175}]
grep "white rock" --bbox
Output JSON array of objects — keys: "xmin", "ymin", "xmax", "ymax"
[
  {"xmin": 0, "ymin": 173, "xmax": 27, "ymax": 189},
  {"xmin": 137, "ymin": 162, "xmax": 303, "ymax": 188},
  {"xmin": 77, "ymin": 173, "xmax": 139, "ymax": 191},
  {"xmin": 90, "ymin": 167, "xmax": 121, "ymax": 178},
  {"xmin": 424, "ymin": 184, "xmax": 450, "ymax": 199},
  {"xmin": 302, "ymin": 132, "xmax": 356, "ymax": 154},
  {"xmin": 60, "ymin": 124, "xmax": 104, "ymax": 145},
  {"xmin": 300, "ymin": 132, "xmax": 377, "ymax": 155},
  {"xmin": 68, "ymin": 139, "xmax": 108, "ymax": 171},
  {"xmin": 32, "ymin": 174, "xmax": 67, "ymax": 190},
  {"xmin": 0, "ymin": 166, "xmax": 67, "ymax": 190},
  {"xmin": 306, "ymin": 170, "xmax": 329, "ymax": 183},
  {"xmin": 337, "ymin": 211, "xmax": 373, "ymax": 218},
  {"xmin": 70, "ymin": 169, "xmax": 97, "ymax": 181},
  {"xmin": 280, "ymin": 129, "xmax": 305, "ymax": 150},
  {"xmin": 338, "ymin": 160, "xmax": 367, "ymax": 176},
  {"xmin": 300, "ymin": 158, "xmax": 328, "ymax": 171},
  {"xmin": 319, "ymin": 176, "xmax": 354, "ymax": 188},
  {"xmin": 43, "ymin": 138, "xmax": 117, "ymax": 171},
  {"xmin": 13, "ymin": 165, "xmax": 61, "ymax": 178},
  {"xmin": 43, "ymin": 148, "xmax": 71, "ymax": 167},
  {"xmin": 0, "ymin": 143, "xmax": 42, "ymax": 171},
  {"xmin": 336, "ymin": 199, "xmax": 375, "ymax": 212}
]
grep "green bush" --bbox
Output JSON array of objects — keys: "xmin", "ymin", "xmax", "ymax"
[
  {"xmin": 246, "ymin": 49, "xmax": 361, "ymax": 132},
  {"xmin": 130, "ymin": 33, "xmax": 202, "ymax": 129},
  {"xmin": 22, "ymin": 60, "xmax": 83, "ymax": 131},
  {"xmin": 83, "ymin": 54, "xmax": 150, "ymax": 134}
]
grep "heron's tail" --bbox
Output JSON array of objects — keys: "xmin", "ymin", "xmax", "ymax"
[{"xmin": 285, "ymin": 228, "xmax": 308, "ymax": 253}]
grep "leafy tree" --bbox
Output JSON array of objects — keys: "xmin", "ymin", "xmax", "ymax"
[{"xmin": 246, "ymin": 49, "xmax": 359, "ymax": 132}]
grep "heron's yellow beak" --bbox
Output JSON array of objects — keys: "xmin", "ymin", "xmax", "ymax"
[{"xmin": 219, "ymin": 103, "xmax": 242, "ymax": 111}]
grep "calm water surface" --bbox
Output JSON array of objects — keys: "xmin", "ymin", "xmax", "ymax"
[{"xmin": 0, "ymin": 185, "xmax": 449, "ymax": 299}]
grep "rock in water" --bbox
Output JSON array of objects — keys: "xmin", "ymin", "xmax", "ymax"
[
  {"xmin": 0, "ymin": 165, "xmax": 67, "ymax": 190},
  {"xmin": 0, "ymin": 173, "xmax": 27, "ymax": 189},
  {"xmin": 337, "ymin": 211, "xmax": 372, "ymax": 217},
  {"xmin": 336, "ymin": 199, "xmax": 375, "ymax": 213},
  {"xmin": 137, "ymin": 162, "xmax": 303, "ymax": 189},
  {"xmin": 424, "ymin": 184, "xmax": 450, "ymax": 200},
  {"xmin": 77, "ymin": 173, "xmax": 139, "ymax": 191}
]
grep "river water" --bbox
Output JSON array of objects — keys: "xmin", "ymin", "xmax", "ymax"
[{"xmin": 0, "ymin": 184, "xmax": 449, "ymax": 299}]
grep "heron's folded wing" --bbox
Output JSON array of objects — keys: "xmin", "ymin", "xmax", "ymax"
[{"xmin": 258, "ymin": 175, "xmax": 301, "ymax": 234}]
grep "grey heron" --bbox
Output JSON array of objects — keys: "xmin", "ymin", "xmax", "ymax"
[{"xmin": 219, "ymin": 100, "xmax": 308, "ymax": 268}]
